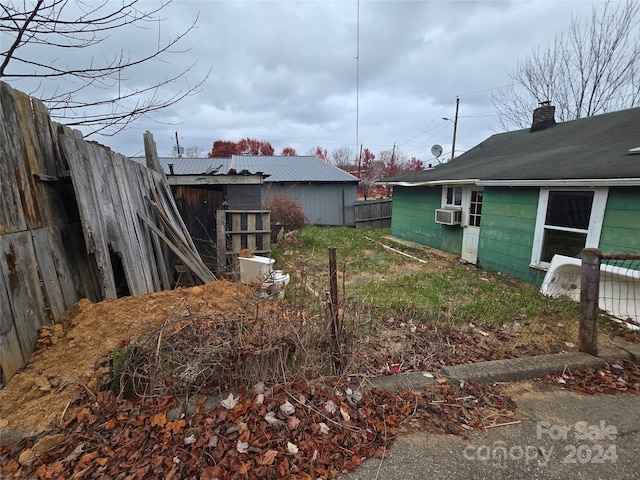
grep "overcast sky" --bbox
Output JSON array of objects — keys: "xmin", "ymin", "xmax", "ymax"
[{"xmin": 3, "ymin": 0, "xmax": 607, "ymax": 163}]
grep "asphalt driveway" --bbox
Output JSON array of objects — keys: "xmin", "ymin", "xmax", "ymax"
[{"xmin": 340, "ymin": 382, "xmax": 640, "ymax": 480}]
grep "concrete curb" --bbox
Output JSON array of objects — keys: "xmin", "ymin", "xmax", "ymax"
[
  {"xmin": 365, "ymin": 345, "xmax": 638, "ymax": 392},
  {"xmin": 440, "ymin": 352, "xmax": 605, "ymax": 383}
]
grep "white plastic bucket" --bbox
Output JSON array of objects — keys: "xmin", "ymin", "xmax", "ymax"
[{"xmin": 238, "ymin": 256, "xmax": 275, "ymax": 285}]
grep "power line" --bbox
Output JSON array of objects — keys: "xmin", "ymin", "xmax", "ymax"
[
  {"xmin": 397, "ymin": 103, "xmax": 451, "ymax": 146},
  {"xmin": 457, "ymin": 84, "xmax": 515, "ymax": 97}
]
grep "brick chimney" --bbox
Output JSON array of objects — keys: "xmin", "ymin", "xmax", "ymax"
[{"xmin": 530, "ymin": 101, "xmax": 556, "ymax": 132}]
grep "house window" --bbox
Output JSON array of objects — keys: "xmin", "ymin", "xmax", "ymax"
[
  {"xmin": 469, "ymin": 190, "xmax": 483, "ymax": 227},
  {"xmin": 445, "ymin": 186, "xmax": 462, "ymax": 207},
  {"xmin": 531, "ymin": 188, "xmax": 608, "ymax": 268}
]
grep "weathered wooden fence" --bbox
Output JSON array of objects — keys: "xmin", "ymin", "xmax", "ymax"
[
  {"xmin": 0, "ymin": 82, "xmax": 212, "ymax": 386},
  {"xmin": 216, "ymin": 210, "xmax": 271, "ymax": 274},
  {"xmin": 354, "ymin": 199, "xmax": 392, "ymax": 228}
]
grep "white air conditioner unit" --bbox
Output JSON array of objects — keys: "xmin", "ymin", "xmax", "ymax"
[{"xmin": 435, "ymin": 208, "xmax": 462, "ymax": 226}]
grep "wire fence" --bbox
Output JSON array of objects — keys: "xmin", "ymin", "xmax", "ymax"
[
  {"xmin": 599, "ymin": 253, "xmax": 640, "ymax": 329},
  {"xmin": 528, "ymin": 249, "xmax": 640, "ymax": 354},
  {"xmin": 540, "ymin": 250, "xmax": 640, "ymax": 331}
]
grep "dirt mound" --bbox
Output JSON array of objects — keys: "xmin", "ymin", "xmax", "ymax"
[{"xmin": 0, "ymin": 281, "xmax": 251, "ymax": 442}]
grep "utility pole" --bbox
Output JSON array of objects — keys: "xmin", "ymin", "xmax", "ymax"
[
  {"xmin": 174, "ymin": 131, "xmax": 182, "ymax": 158},
  {"xmin": 451, "ymin": 96, "xmax": 459, "ymax": 161},
  {"xmin": 355, "ymin": 0, "xmax": 360, "ymax": 162}
]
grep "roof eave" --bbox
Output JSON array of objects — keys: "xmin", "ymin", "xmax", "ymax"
[
  {"xmin": 378, "ymin": 179, "xmax": 479, "ymax": 187},
  {"xmin": 380, "ymin": 178, "xmax": 640, "ymax": 188},
  {"xmin": 167, "ymin": 174, "xmax": 264, "ymax": 185},
  {"xmin": 477, "ymin": 178, "xmax": 640, "ymax": 187}
]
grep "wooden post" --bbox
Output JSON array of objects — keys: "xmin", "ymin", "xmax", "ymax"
[
  {"xmin": 580, "ymin": 248, "xmax": 601, "ymax": 355},
  {"xmin": 143, "ymin": 131, "xmax": 167, "ymax": 182},
  {"xmin": 216, "ymin": 210, "xmax": 227, "ymax": 274},
  {"xmin": 328, "ymin": 246, "xmax": 341, "ymax": 371}
]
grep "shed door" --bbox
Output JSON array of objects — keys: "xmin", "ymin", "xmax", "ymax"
[{"xmin": 461, "ymin": 189, "xmax": 483, "ymax": 264}]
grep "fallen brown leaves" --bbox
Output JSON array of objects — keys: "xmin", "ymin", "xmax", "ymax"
[
  {"xmin": 356, "ymin": 320, "xmax": 571, "ymax": 376},
  {"xmin": 0, "ymin": 379, "xmax": 517, "ymax": 479},
  {"xmin": 541, "ymin": 360, "xmax": 640, "ymax": 394}
]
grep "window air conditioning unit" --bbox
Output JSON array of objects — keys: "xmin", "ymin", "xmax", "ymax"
[{"xmin": 435, "ymin": 208, "xmax": 462, "ymax": 226}]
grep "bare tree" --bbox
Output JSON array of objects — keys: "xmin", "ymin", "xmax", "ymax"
[
  {"xmin": 185, "ymin": 146, "xmax": 202, "ymax": 158},
  {"xmin": 0, "ymin": 0, "xmax": 208, "ymax": 136},
  {"xmin": 331, "ymin": 146, "xmax": 353, "ymax": 168},
  {"xmin": 492, "ymin": 0, "xmax": 640, "ymax": 130}
]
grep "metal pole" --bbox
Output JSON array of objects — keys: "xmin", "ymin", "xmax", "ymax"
[
  {"xmin": 355, "ymin": 0, "xmax": 360, "ymax": 160},
  {"xmin": 451, "ymin": 96, "xmax": 459, "ymax": 161}
]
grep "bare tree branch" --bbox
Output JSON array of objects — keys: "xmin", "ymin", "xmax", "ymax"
[
  {"xmin": 492, "ymin": 0, "xmax": 640, "ymax": 130},
  {"xmin": 0, "ymin": 0, "xmax": 210, "ymax": 137},
  {"xmin": 331, "ymin": 146, "xmax": 354, "ymax": 168},
  {"xmin": 0, "ymin": 0, "xmax": 45, "ymax": 76}
]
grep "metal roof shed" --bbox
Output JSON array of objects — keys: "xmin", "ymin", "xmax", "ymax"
[{"xmin": 231, "ymin": 156, "xmax": 359, "ymax": 226}]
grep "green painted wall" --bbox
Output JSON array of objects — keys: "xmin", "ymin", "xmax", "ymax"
[
  {"xmin": 599, "ymin": 187, "xmax": 640, "ymax": 253},
  {"xmin": 391, "ymin": 185, "xmax": 640, "ymax": 287},
  {"xmin": 477, "ymin": 187, "xmax": 545, "ymax": 285},
  {"xmin": 391, "ymin": 186, "xmax": 463, "ymax": 255}
]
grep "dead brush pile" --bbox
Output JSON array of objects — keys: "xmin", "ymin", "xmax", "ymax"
[{"xmin": 113, "ymin": 297, "xmax": 348, "ymax": 398}]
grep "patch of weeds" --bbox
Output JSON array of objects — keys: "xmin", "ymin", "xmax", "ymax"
[
  {"xmin": 599, "ymin": 314, "xmax": 640, "ymax": 344},
  {"xmin": 110, "ymin": 343, "xmax": 135, "ymax": 393},
  {"xmin": 290, "ymin": 226, "xmax": 582, "ymax": 329}
]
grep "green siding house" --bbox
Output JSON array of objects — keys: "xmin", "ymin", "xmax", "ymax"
[{"xmin": 384, "ymin": 105, "xmax": 640, "ymax": 286}]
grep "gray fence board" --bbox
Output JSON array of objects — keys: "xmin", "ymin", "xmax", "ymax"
[
  {"xmin": 0, "ymin": 233, "xmax": 48, "ymax": 363},
  {"xmin": 61, "ymin": 134, "xmax": 117, "ymax": 299},
  {"xmin": 31, "ymin": 228, "xmax": 67, "ymax": 321},
  {"xmin": 0, "ymin": 83, "xmax": 28, "ymax": 233},
  {"xmin": 0, "ymin": 267, "xmax": 25, "ymax": 385},
  {"xmin": 354, "ymin": 199, "xmax": 392, "ymax": 228},
  {"xmin": 0, "ymin": 82, "xmax": 211, "ymax": 386}
]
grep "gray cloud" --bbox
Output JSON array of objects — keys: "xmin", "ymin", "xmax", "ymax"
[{"xmin": 1, "ymin": 0, "xmax": 603, "ymax": 160}]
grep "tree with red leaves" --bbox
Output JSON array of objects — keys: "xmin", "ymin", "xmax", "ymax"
[
  {"xmin": 359, "ymin": 148, "xmax": 375, "ymax": 177},
  {"xmin": 308, "ymin": 146, "xmax": 329, "ymax": 162},
  {"xmin": 281, "ymin": 147, "xmax": 297, "ymax": 156},
  {"xmin": 406, "ymin": 156, "xmax": 425, "ymax": 172},
  {"xmin": 237, "ymin": 138, "xmax": 274, "ymax": 156},
  {"xmin": 358, "ymin": 148, "xmax": 379, "ymax": 200},
  {"xmin": 208, "ymin": 140, "xmax": 239, "ymax": 158},
  {"xmin": 208, "ymin": 138, "xmax": 274, "ymax": 157},
  {"xmin": 379, "ymin": 148, "xmax": 406, "ymax": 179}
]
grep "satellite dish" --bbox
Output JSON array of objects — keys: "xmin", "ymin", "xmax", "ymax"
[{"xmin": 431, "ymin": 144, "xmax": 443, "ymax": 158}]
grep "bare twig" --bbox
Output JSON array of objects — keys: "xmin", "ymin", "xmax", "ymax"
[{"xmin": 484, "ymin": 420, "xmax": 522, "ymax": 429}]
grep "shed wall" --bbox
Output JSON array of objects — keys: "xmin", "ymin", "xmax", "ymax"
[
  {"xmin": 227, "ymin": 184, "xmax": 263, "ymax": 210},
  {"xmin": 264, "ymin": 183, "xmax": 357, "ymax": 226},
  {"xmin": 173, "ymin": 185, "xmax": 224, "ymax": 269}
]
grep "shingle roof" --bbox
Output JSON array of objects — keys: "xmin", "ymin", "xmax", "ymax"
[
  {"xmin": 386, "ymin": 107, "xmax": 640, "ymax": 185},
  {"xmin": 138, "ymin": 155, "xmax": 358, "ymax": 183}
]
